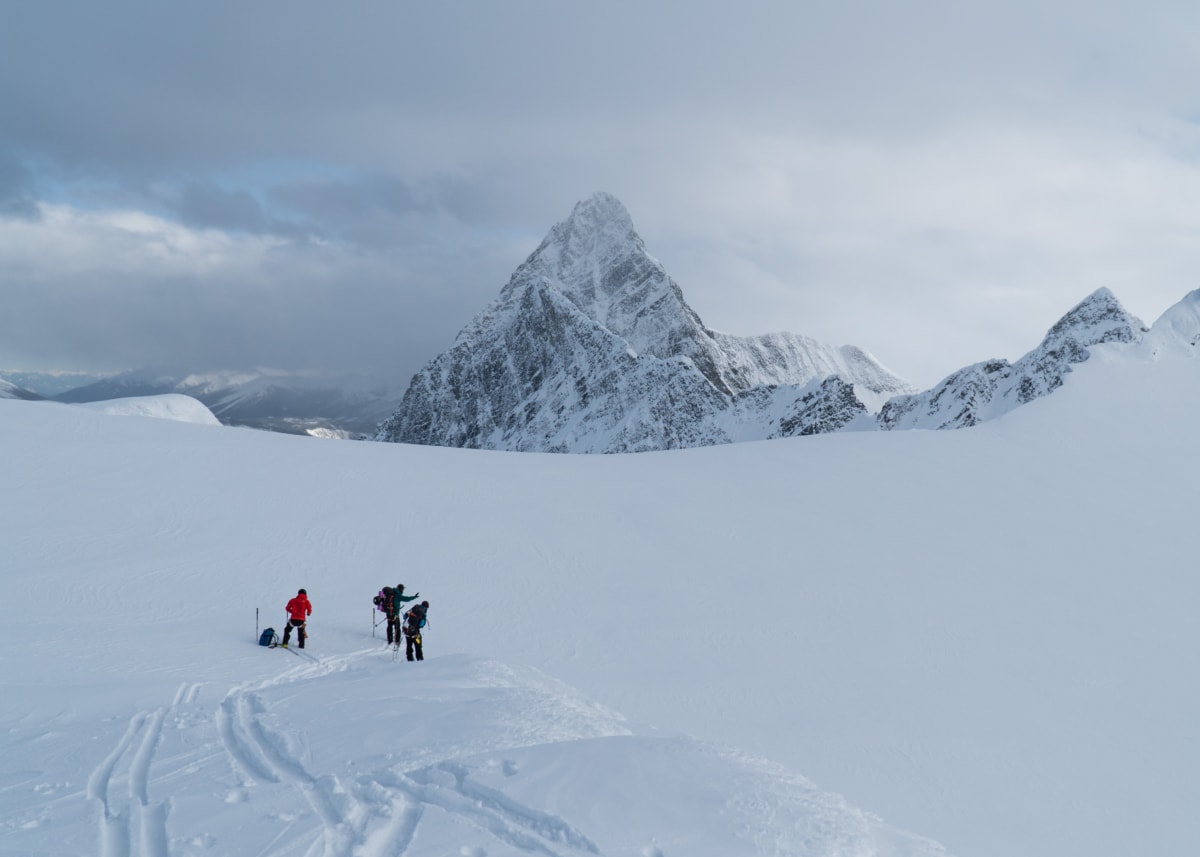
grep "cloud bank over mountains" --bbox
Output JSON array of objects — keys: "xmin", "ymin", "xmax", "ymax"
[{"xmin": 5, "ymin": 3, "xmax": 1200, "ymax": 388}]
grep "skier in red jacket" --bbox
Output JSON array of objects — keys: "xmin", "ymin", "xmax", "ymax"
[{"xmin": 281, "ymin": 588, "xmax": 311, "ymax": 649}]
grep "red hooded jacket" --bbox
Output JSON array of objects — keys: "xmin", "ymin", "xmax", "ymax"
[{"xmin": 286, "ymin": 593, "xmax": 312, "ymax": 622}]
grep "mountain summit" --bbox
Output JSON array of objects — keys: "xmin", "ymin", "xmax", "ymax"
[{"xmin": 378, "ymin": 193, "xmax": 913, "ymax": 452}]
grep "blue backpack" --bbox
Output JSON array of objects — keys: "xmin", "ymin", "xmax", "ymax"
[{"xmin": 259, "ymin": 627, "xmax": 278, "ymax": 647}]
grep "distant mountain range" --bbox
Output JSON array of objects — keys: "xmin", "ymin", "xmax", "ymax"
[
  {"xmin": 378, "ymin": 192, "xmax": 1198, "ymax": 452},
  {"xmin": 0, "ymin": 376, "xmax": 42, "ymax": 401},
  {"xmin": 0, "ymin": 369, "xmax": 112, "ymax": 399},
  {"xmin": 39, "ymin": 369, "xmax": 403, "ymax": 437},
  {"xmin": 7, "ymin": 192, "xmax": 1198, "ymax": 447}
]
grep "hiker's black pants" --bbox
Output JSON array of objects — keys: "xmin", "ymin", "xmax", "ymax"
[
  {"xmin": 282, "ymin": 619, "xmax": 306, "ymax": 648},
  {"xmin": 405, "ymin": 631, "xmax": 423, "ymax": 661},
  {"xmin": 386, "ymin": 614, "xmax": 401, "ymax": 644}
]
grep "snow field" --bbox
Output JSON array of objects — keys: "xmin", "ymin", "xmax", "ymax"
[{"xmin": 3, "ymin": 347, "xmax": 1199, "ymax": 856}]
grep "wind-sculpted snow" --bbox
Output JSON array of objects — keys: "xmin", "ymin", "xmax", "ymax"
[
  {"xmin": 380, "ymin": 193, "xmax": 912, "ymax": 452},
  {"xmin": 877, "ymin": 287, "xmax": 1147, "ymax": 431}
]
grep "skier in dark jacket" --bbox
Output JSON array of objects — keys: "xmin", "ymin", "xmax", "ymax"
[
  {"xmin": 403, "ymin": 600, "xmax": 429, "ymax": 662},
  {"xmin": 281, "ymin": 588, "xmax": 311, "ymax": 649},
  {"xmin": 380, "ymin": 584, "xmax": 419, "ymax": 645}
]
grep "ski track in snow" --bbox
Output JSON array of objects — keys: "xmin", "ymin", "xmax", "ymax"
[
  {"xmin": 87, "ymin": 682, "xmax": 204, "ymax": 857},
  {"xmin": 211, "ymin": 650, "xmax": 608, "ymax": 857},
  {"xmin": 395, "ymin": 764, "xmax": 600, "ymax": 855},
  {"xmin": 216, "ymin": 691, "xmax": 281, "ymax": 787}
]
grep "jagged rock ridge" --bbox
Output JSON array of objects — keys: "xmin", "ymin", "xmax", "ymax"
[
  {"xmin": 379, "ymin": 193, "xmax": 913, "ymax": 452},
  {"xmin": 877, "ymin": 288, "xmax": 1148, "ymax": 431}
]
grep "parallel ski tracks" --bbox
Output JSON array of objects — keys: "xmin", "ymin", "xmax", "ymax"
[
  {"xmin": 90, "ymin": 654, "xmax": 601, "ymax": 857},
  {"xmin": 87, "ymin": 682, "xmax": 204, "ymax": 857},
  {"xmin": 216, "ymin": 652, "xmax": 601, "ymax": 857}
]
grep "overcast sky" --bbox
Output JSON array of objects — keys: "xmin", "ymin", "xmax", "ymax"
[{"xmin": 4, "ymin": 1, "xmax": 1200, "ymax": 390}]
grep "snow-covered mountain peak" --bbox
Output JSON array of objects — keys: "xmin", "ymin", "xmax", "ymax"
[
  {"xmin": 1042, "ymin": 287, "xmax": 1147, "ymax": 353},
  {"xmin": 380, "ymin": 194, "xmax": 912, "ymax": 451},
  {"xmin": 556, "ymin": 190, "xmax": 636, "ymax": 239},
  {"xmin": 505, "ymin": 191, "xmax": 694, "ymax": 359},
  {"xmin": 521, "ymin": 191, "xmax": 642, "ymax": 285}
]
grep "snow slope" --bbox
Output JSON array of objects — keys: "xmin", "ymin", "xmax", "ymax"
[{"xmin": 3, "ymin": 339, "xmax": 1200, "ymax": 856}]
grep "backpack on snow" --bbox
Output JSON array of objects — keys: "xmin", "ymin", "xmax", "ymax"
[{"xmin": 259, "ymin": 627, "xmax": 278, "ymax": 647}]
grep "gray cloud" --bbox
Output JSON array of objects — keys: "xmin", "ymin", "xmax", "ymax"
[
  {"xmin": 0, "ymin": 152, "xmax": 39, "ymax": 219},
  {"xmin": 171, "ymin": 181, "xmax": 271, "ymax": 234},
  {"xmin": 4, "ymin": 2, "xmax": 1200, "ymax": 388}
]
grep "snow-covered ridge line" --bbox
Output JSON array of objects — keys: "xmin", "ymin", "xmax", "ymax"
[
  {"xmin": 876, "ymin": 285, "xmax": 1200, "ymax": 431},
  {"xmin": 877, "ymin": 287, "xmax": 1149, "ymax": 430}
]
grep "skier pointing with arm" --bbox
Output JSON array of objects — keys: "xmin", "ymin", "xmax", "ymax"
[{"xmin": 281, "ymin": 588, "xmax": 311, "ymax": 649}]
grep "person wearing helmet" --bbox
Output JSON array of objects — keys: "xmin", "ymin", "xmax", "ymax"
[
  {"xmin": 281, "ymin": 588, "xmax": 311, "ymax": 649},
  {"xmin": 403, "ymin": 600, "xmax": 430, "ymax": 662}
]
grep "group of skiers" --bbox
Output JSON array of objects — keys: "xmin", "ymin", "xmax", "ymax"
[
  {"xmin": 276, "ymin": 584, "xmax": 431, "ymax": 662},
  {"xmin": 373, "ymin": 584, "xmax": 429, "ymax": 661}
]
